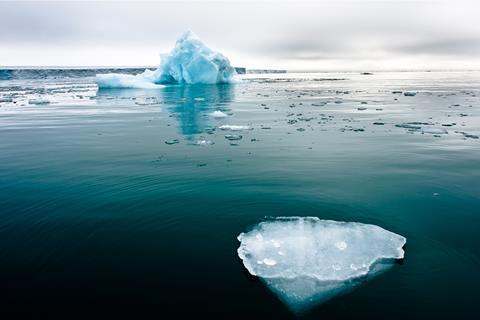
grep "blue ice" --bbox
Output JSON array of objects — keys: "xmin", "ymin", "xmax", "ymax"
[{"xmin": 96, "ymin": 31, "xmax": 236, "ymax": 88}]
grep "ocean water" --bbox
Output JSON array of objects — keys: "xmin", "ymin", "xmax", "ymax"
[{"xmin": 0, "ymin": 70, "xmax": 479, "ymax": 318}]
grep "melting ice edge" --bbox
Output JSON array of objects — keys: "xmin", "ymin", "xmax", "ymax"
[{"xmin": 237, "ymin": 217, "xmax": 406, "ymax": 313}]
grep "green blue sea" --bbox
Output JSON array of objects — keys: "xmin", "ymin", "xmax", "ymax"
[{"xmin": 0, "ymin": 70, "xmax": 479, "ymax": 318}]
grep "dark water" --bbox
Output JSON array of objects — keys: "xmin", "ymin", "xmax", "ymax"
[{"xmin": 0, "ymin": 71, "xmax": 479, "ymax": 318}]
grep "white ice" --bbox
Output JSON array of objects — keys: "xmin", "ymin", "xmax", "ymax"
[
  {"xmin": 96, "ymin": 72, "xmax": 163, "ymax": 89},
  {"xmin": 195, "ymin": 140, "xmax": 214, "ymax": 146},
  {"xmin": 210, "ymin": 110, "xmax": 228, "ymax": 118},
  {"xmin": 96, "ymin": 31, "xmax": 236, "ymax": 88},
  {"xmin": 237, "ymin": 217, "xmax": 406, "ymax": 313},
  {"xmin": 219, "ymin": 125, "xmax": 250, "ymax": 131},
  {"xmin": 28, "ymin": 98, "xmax": 50, "ymax": 105},
  {"xmin": 422, "ymin": 127, "xmax": 448, "ymax": 134}
]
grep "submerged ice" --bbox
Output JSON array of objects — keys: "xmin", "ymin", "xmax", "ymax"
[
  {"xmin": 96, "ymin": 31, "xmax": 236, "ymax": 88},
  {"xmin": 237, "ymin": 217, "xmax": 406, "ymax": 312}
]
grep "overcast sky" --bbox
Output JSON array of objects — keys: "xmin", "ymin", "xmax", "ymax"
[{"xmin": 1, "ymin": 0, "xmax": 480, "ymax": 70}]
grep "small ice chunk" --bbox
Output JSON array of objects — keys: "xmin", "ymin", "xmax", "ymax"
[
  {"xmin": 210, "ymin": 110, "xmax": 228, "ymax": 118},
  {"xmin": 195, "ymin": 140, "xmax": 214, "ymax": 146},
  {"xmin": 224, "ymin": 134, "xmax": 243, "ymax": 141},
  {"xmin": 237, "ymin": 217, "xmax": 406, "ymax": 313},
  {"xmin": 395, "ymin": 123, "xmax": 421, "ymax": 130},
  {"xmin": 422, "ymin": 127, "xmax": 448, "ymax": 135},
  {"xmin": 135, "ymin": 98, "xmax": 160, "ymax": 105},
  {"xmin": 165, "ymin": 139, "xmax": 180, "ymax": 145},
  {"xmin": 28, "ymin": 98, "xmax": 50, "ymax": 105},
  {"xmin": 458, "ymin": 131, "xmax": 479, "ymax": 139},
  {"xmin": 219, "ymin": 125, "xmax": 250, "ymax": 131}
]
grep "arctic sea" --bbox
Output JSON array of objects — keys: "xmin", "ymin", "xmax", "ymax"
[{"xmin": 0, "ymin": 70, "xmax": 479, "ymax": 318}]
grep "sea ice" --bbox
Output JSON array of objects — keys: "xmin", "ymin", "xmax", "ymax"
[
  {"xmin": 28, "ymin": 98, "xmax": 50, "ymax": 105},
  {"xmin": 0, "ymin": 97, "xmax": 13, "ymax": 103},
  {"xmin": 134, "ymin": 97, "xmax": 160, "ymax": 105},
  {"xmin": 96, "ymin": 31, "xmax": 236, "ymax": 88},
  {"xmin": 96, "ymin": 72, "xmax": 163, "ymax": 89},
  {"xmin": 237, "ymin": 217, "xmax": 406, "ymax": 313},
  {"xmin": 195, "ymin": 140, "xmax": 215, "ymax": 146},
  {"xmin": 164, "ymin": 139, "xmax": 180, "ymax": 145},
  {"xmin": 457, "ymin": 131, "xmax": 479, "ymax": 139},
  {"xmin": 395, "ymin": 123, "xmax": 421, "ymax": 130},
  {"xmin": 219, "ymin": 125, "xmax": 250, "ymax": 131},
  {"xmin": 422, "ymin": 127, "xmax": 448, "ymax": 135},
  {"xmin": 224, "ymin": 134, "xmax": 243, "ymax": 141},
  {"xmin": 210, "ymin": 110, "xmax": 228, "ymax": 118}
]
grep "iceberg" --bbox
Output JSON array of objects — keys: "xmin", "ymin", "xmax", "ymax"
[
  {"xmin": 237, "ymin": 217, "xmax": 406, "ymax": 313},
  {"xmin": 96, "ymin": 31, "xmax": 236, "ymax": 88}
]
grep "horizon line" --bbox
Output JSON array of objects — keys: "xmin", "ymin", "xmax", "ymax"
[{"xmin": 1, "ymin": 66, "xmax": 480, "ymax": 73}]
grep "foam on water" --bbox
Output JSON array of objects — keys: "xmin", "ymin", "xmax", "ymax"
[{"xmin": 237, "ymin": 217, "xmax": 406, "ymax": 313}]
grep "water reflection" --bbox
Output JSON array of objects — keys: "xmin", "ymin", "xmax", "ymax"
[
  {"xmin": 97, "ymin": 84, "xmax": 235, "ymax": 139},
  {"xmin": 163, "ymin": 84, "xmax": 234, "ymax": 138}
]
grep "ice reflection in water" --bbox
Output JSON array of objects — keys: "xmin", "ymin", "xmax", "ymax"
[{"xmin": 96, "ymin": 84, "xmax": 234, "ymax": 139}]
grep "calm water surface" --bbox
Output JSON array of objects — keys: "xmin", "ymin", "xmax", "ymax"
[{"xmin": 0, "ymin": 71, "xmax": 479, "ymax": 318}]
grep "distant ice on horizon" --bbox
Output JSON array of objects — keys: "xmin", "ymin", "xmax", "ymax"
[
  {"xmin": 96, "ymin": 31, "xmax": 237, "ymax": 89},
  {"xmin": 237, "ymin": 217, "xmax": 406, "ymax": 313}
]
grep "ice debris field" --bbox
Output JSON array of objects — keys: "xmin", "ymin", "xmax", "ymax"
[
  {"xmin": 237, "ymin": 217, "xmax": 406, "ymax": 312},
  {"xmin": 96, "ymin": 31, "xmax": 237, "ymax": 88}
]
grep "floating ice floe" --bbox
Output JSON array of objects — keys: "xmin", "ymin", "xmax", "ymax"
[
  {"xmin": 96, "ymin": 31, "xmax": 236, "ymax": 89},
  {"xmin": 28, "ymin": 98, "xmax": 50, "ymax": 105},
  {"xmin": 135, "ymin": 97, "xmax": 160, "ymax": 105},
  {"xmin": 422, "ymin": 127, "xmax": 448, "ymax": 135},
  {"xmin": 395, "ymin": 123, "xmax": 422, "ymax": 130},
  {"xmin": 224, "ymin": 134, "xmax": 243, "ymax": 141},
  {"xmin": 96, "ymin": 73, "xmax": 163, "ymax": 89},
  {"xmin": 457, "ymin": 131, "xmax": 479, "ymax": 139},
  {"xmin": 195, "ymin": 140, "xmax": 215, "ymax": 146},
  {"xmin": 165, "ymin": 139, "xmax": 180, "ymax": 145},
  {"xmin": 237, "ymin": 217, "xmax": 406, "ymax": 313},
  {"xmin": 219, "ymin": 125, "xmax": 250, "ymax": 131},
  {"xmin": 210, "ymin": 110, "xmax": 228, "ymax": 118}
]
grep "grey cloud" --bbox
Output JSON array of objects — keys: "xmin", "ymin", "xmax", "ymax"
[
  {"xmin": 1, "ymin": 1, "xmax": 479, "ymax": 68},
  {"xmin": 391, "ymin": 38, "xmax": 480, "ymax": 56}
]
